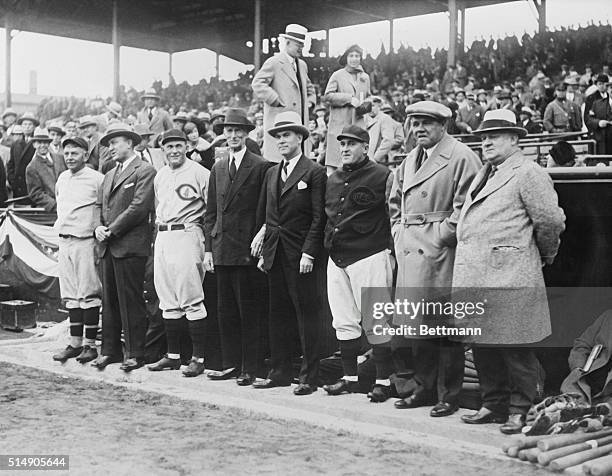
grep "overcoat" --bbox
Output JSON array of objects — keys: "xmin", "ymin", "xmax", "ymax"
[
  {"xmin": 323, "ymin": 67, "xmax": 370, "ymax": 168},
  {"xmin": 25, "ymin": 153, "xmax": 66, "ymax": 212},
  {"xmin": 251, "ymin": 53, "xmax": 316, "ymax": 163},
  {"xmin": 586, "ymin": 97, "xmax": 612, "ymax": 155},
  {"xmin": 452, "ymin": 151, "xmax": 566, "ymax": 344}
]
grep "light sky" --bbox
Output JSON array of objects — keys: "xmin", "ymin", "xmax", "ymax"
[{"xmin": 0, "ymin": 0, "xmax": 610, "ymax": 98}]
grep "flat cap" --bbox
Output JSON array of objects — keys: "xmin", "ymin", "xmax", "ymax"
[
  {"xmin": 159, "ymin": 129, "xmax": 187, "ymax": 145},
  {"xmin": 405, "ymin": 100, "xmax": 451, "ymax": 120},
  {"xmin": 337, "ymin": 124, "xmax": 369, "ymax": 143},
  {"xmin": 62, "ymin": 136, "xmax": 89, "ymax": 150}
]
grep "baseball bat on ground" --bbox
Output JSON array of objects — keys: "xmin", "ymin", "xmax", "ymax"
[
  {"xmin": 583, "ymin": 453, "xmax": 612, "ymax": 475},
  {"xmin": 538, "ymin": 429, "xmax": 612, "ymax": 452},
  {"xmin": 549, "ymin": 443, "xmax": 612, "ymax": 472},
  {"xmin": 537, "ymin": 435, "xmax": 612, "ymax": 466}
]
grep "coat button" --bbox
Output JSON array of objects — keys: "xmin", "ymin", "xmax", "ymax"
[
  {"xmin": 404, "ymin": 250, "xmax": 410, "ymax": 255},
  {"xmin": 334, "ymin": 228, "xmax": 339, "ymax": 232},
  {"xmin": 344, "ymin": 182, "xmax": 349, "ymax": 186},
  {"xmin": 421, "ymin": 191, "xmax": 428, "ymax": 197},
  {"xmin": 340, "ymin": 197, "xmax": 345, "ymax": 202},
  {"xmin": 418, "ymin": 249, "xmax": 424, "ymax": 254}
]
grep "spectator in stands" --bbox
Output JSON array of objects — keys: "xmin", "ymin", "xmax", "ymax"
[
  {"xmin": 48, "ymin": 124, "xmax": 65, "ymax": 157},
  {"xmin": 64, "ymin": 121, "xmax": 77, "ymax": 139},
  {"xmin": 172, "ymin": 112, "xmax": 189, "ymax": 131},
  {"xmin": 184, "ymin": 121, "xmax": 212, "ymax": 169},
  {"xmin": 380, "ymin": 104, "xmax": 405, "ymax": 162},
  {"xmin": 7, "ymin": 123, "xmax": 35, "ymax": 200},
  {"xmin": 547, "ymin": 140, "xmax": 577, "ymax": 167},
  {"xmin": 586, "ymin": 81, "xmax": 612, "ymax": 154},
  {"xmin": 565, "ymin": 75, "xmax": 584, "ymax": 107},
  {"xmin": 249, "ymin": 111, "xmax": 265, "ymax": 149},
  {"xmin": 584, "ymin": 74, "xmax": 609, "ymax": 123},
  {"xmin": 365, "ymin": 96, "xmax": 396, "ymax": 164},
  {"xmin": 134, "ymin": 124, "xmax": 166, "ymax": 171},
  {"xmin": 98, "ymin": 101, "xmax": 122, "ymax": 131},
  {"xmin": 1, "ymin": 108, "xmax": 17, "ymax": 146},
  {"xmin": 519, "ymin": 107, "xmax": 543, "ymax": 134},
  {"xmin": 137, "ymin": 88, "xmax": 173, "ymax": 136},
  {"xmin": 25, "ymin": 128, "xmax": 66, "ymax": 213},
  {"xmin": 323, "ymin": 44, "xmax": 371, "ymax": 173},
  {"xmin": 456, "ymin": 92, "xmax": 484, "ymax": 134},
  {"xmin": 78, "ymin": 115, "xmax": 107, "ymax": 170},
  {"xmin": 543, "ymin": 83, "xmax": 582, "ymax": 133},
  {"xmin": 18, "ymin": 112, "xmax": 38, "ymax": 142}
]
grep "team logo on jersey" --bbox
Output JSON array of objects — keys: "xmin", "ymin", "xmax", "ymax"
[
  {"xmin": 175, "ymin": 184, "xmax": 199, "ymax": 201},
  {"xmin": 350, "ymin": 186, "xmax": 376, "ymax": 208}
]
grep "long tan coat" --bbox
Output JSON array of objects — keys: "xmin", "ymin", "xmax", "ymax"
[
  {"xmin": 323, "ymin": 67, "xmax": 370, "ymax": 168},
  {"xmin": 251, "ymin": 52, "xmax": 316, "ymax": 162},
  {"xmin": 389, "ymin": 133, "xmax": 481, "ymax": 327},
  {"xmin": 452, "ymin": 151, "xmax": 566, "ymax": 345}
]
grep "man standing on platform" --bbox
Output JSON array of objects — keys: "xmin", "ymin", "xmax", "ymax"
[
  {"xmin": 251, "ymin": 24, "xmax": 316, "ymax": 163},
  {"xmin": 251, "ymin": 111, "xmax": 326, "ymax": 395},
  {"xmin": 52, "ymin": 136, "xmax": 104, "ymax": 364},
  {"xmin": 147, "ymin": 130, "xmax": 210, "ymax": 378},
  {"xmin": 203, "ymin": 109, "xmax": 271, "ymax": 385},
  {"xmin": 389, "ymin": 101, "xmax": 480, "ymax": 416},
  {"xmin": 91, "ymin": 123, "xmax": 156, "ymax": 372},
  {"xmin": 137, "ymin": 88, "xmax": 173, "ymax": 137}
]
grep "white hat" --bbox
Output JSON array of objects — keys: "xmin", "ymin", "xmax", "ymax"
[
  {"xmin": 473, "ymin": 109, "xmax": 528, "ymax": 138},
  {"xmin": 279, "ymin": 24, "xmax": 308, "ymax": 44}
]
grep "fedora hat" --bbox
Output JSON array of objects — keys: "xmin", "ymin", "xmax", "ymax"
[
  {"xmin": 133, "ymin": 123, "xmax": 154, "ymax": 137},
  {"xmin": 267, "ymin": 111, "xmax": 309, "ymax": 138},
  {"xmin": 172, "ymin": 111, "xmax": 189, "ymax": 123},
  {"xmin": 78, "ymin": 115, "xmax": 98, "ymax": 129},
  {"xmin": 10, "ymin": 125, "xmax": 24, "ymax": 135},
  {"xmin": 48, "ymin": 123, "xmax": 66, "ymax": 136},
  {"xmin": 2, "ymin": 108, "xmax": 17, "ymax": 120},
  {"xmin": 106, "ymin": 101, "xmax": 123, "ymax": 117},
  {"xmin": 100, "ymin": 122, "xmax": 141, "ymax": 147},
  {"xmin": 141, "ymin": 88, "xmax": 161, "ymax": 101},
  {"xmin": 339, "ymin": 44, "xmax": 363, "ymax": 67},
  {"xmin": 31, "ymin": 128, "xmax": 52, "ymax": 142},
  {"xmin": 473, "ymin": 109, "xmax": 527, "ymax": 138},
  {"xmin": 279, "ymin": 24, "xmax": 308, "ymax": 44},
  {"xmin": 17, "ymin": 112, "xmax": 40, "ymax": 127},
  {"xmin": 213, "ymin": 108, "xmax": 255, "ymax": 135}
]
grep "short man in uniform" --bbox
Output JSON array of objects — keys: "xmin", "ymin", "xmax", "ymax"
[
  {"xmin": 543, "ymin": 83, "xmax": 582, "ymax": 133},
  {"xmin": 204, "ymin": 109, "xmax": 270, "ymax": 385},
  {"xmin": 389, "ymin": 101, "xmax": 480, "ymax": 416},
  {"xmin": 52, "ymin": 136, "xmax": 104, "ymax": 364},
  {"xmin": 321, "ymin": 125, "xmax": 396, "ymax": 402},
  {"xmin": 147, "ymin": 130, "xmax": 211, "ymax": 377},
  {"xmin": 92, "ymin": 123, "xmax": 156, "ymax": 372},
  {"xmin": 251, "ymin": 111, "xmax": 326, "ymax": 395}
]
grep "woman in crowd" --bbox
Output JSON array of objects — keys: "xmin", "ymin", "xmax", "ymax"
[
  {"xmin": 323, "ymin": 44, "xmax": 370, "ymax": 173},
  {"xmin": 185, "ymin": 121, "xmax": 213, "ymax": 170}
]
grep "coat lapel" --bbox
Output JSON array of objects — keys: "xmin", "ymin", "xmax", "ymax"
[
  {"xmin": 402, "ymin": 134, "xmax": 454, "ymax": 192},
  {"xmin": 111, "ymin": 156, "xmax": 140, "ymax": 193},
  {"xmin": 224, "ymin": 152, "xmax": 254, "ymax": 210},
  {"xmin": 280, "ymin": 56, "xmax": 299, "ymax": 87},
  {"xmin": 281, "ymin": 155, "xmax": 308, "ymax": 196},
  {"xmin": 469, "ymin": 152, "xmax": 523, "ymax": 205}
]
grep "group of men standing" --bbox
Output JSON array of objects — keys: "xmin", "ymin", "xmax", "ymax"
[{"xmin": 49, "ymin": 22, "xmax": 567, "ymax": 436}]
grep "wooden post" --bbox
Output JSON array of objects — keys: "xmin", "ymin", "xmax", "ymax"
[
  {"xmin": 389, "ymin": 19, "xmax": 394, "ymax": 54},
  {"xmin": 459, "ymin": 5, "xmax": 466, "ymax": 53},
  {"xmin": 4, "ymin": 15, "xmax": 12, "ymax": 108},
  {"xmin": 112, "ymin": 0, "xmax": 120, "ymax": 101},
  {"xmin": 215, "ymin": 51, "xmax": 220, "ymax": 80},
  {"xmin": 168, "ymin": 52, "xmax": 173, "ymax": 83},
  {"xmin": 447, "ymin": 0, "xmax": 458, "ymax": 66},
  {"xmin": 254, "ymin": 0, "xmax": 262, "ymax": 70}
]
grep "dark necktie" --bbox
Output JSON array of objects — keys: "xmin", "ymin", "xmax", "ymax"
[
  {"xmin": 295, "ymin": 60, "xmax": 305, "ymax": 113},
  {"xmin": 148, "ymin": 108, "xmax": 153, "ymax": 121},
  {"xmin": 415, "ymin": 148, "xmax": 428, "ymax": 172},
  {"xmin": 471, "ymin": 163, "xmax": 497, "ymax": 200},
  {"xmin": 139, "ymin": 150, "xmax": 147, "ymax": 163},
  {"xmin": 281, "ymin": 160, "xmax": 289, "ymax": 184},
  {"xmin": 229, "ymin": 157, "xmax": 237, "ymax": 181},
  {"xmin": 112, "ymin": 162, "xmax": 123, "ymax": 187}
]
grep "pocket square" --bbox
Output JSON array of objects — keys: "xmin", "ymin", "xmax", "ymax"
[
  {"xmin": 124, "ymin": 182, "xmax": 135, "ymax": 189},
  {"xmin": 297, "ymin": 180, "xmax": 308, "ymax": 190}
]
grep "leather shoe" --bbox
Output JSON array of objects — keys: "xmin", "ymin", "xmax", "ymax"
[
  {"xmin": 207, "ymin": 367, "xmax": 240, "ymax": 380},
  {"xmin": 368, "ymin": 384, "xmax": 391, "ymax": 403},
  {"xmin": 148, "ymin": 355, "xmax": 181, "ymax": 371},
  {"xmin": 182, "ymin": 359, "xmax": 205, "ymax": 378},
  {"xmin": 76, "ymin": 345, "xmax": 98, "ymax": 364},
  {"xmin": 461, "ymin": 407, "xmax": 507, "ymax": 424},
  {"xmin": 323, "ymin": 379, "xmax": 358, "ymax": 396},
  {"xmin": 394, "ymin": 394, "xmax": 430, "ymax": 409},
  {"xmin": 252, "ymin": 378, "xmax": 291, "ymax": 389},
  {"xmin": 91, "ymin": 355, "xmax": 122, "ymax": 370},
  {"xmin": 430, "ymin": 401, "xmax": 459, "ymax": 417},
  {"xmin": 120, "ymin": 357, "xmax": 145, "ymax": 372},
  {"xmin": 53, "ymin": 345, "xmax": 82, "ymax": 362},
  {"xmin": 294, "ymin": 383, "xmax": 317, "ymax": 395},
  {"xmin": 236, "ymin": 373, "xmax": 255, "ymax": 386},
  {"xmin": 500, "ymin": 414, "xmax": 526, "ymax": 434}
]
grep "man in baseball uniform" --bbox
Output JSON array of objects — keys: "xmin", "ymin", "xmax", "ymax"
[
  {"xmin": 52, "ymin": 136, "xmax": 104, "ymax": 364},
  {"xmin": 147, "ymin": 129, "xmax": 211, "ymax": 377}
]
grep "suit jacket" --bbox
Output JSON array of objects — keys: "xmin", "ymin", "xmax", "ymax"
[
  {"xmin": 251, "ymin": 53, "xmax": 316, "ymax": 162},
  {"xmin": 136, "ymin": 107, "xmax": 173, "ymax": 136},
  {"xmin": 85, "ymin": 132, "xmax": 109, "ymax": 171},
  {"xmin": 367, "ymin": 113, "xmax": 397, "ymax": 163},
  {"xmin": 452, "ymin": 151, "xmax": 566, "ymax": 345},
  {"xmin": 96, "ymin": 156, "xmax": 156, "ymax": 258},
  {"xmin": 561, "ymin": 310, "xmax": 612, "ymax": 404},
  {"xmin": 25, "ymin": 153, "xmax": 66, "ymax": 212},
  {"xmin": 586, "ymin": 97, "xmax": 612, "ymax": 154},
  {"xmin": 456, "ymin": 105, "xmax": 484, "ymax": 133},
  {"xmin": 7, "ymin": 139, "xmax": 34, "ymax": 198},
  {"xmin": 257, "ymin": 155, "xmax": 326, "ymax": 272},
  {"xmin": 204, "ymin": 149, "xmax": 271, "ymax": 265}
]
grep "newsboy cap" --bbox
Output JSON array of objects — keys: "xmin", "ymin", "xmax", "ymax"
[
  {"xmin": 405, "ymin": 101, "xmax": 451, "ymax": 121},
  {"xmin": 159, "ymin": 129, "xmax": 187, "ymax": 145},
  {"xmin": 61, "ymin": 136, "xmax": 89, "ymax": 150},
  {"xmin": 337, "ymin": 125, "xmax": 369, "ymax": 143}
]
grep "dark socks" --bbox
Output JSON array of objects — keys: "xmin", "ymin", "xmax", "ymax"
[
  {"xmin": 82, "ymin": 307, "xmax": 99, "ymax": 344},
  {"xmin": 372, "ymin": 345, "xmax": 394, "ymax": 380},
  {"xmin": 339, "ymin": 337, "xmax": 362, "ymax": 376},
  {"xmin": 164, "ymin": 319, "xmax": 182, "ymax": 356},
  {"xmin": 188, "ymin": 318, "xmax": 207, "ymax": 359}
]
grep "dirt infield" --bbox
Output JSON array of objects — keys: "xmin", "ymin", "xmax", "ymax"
[{"xmin": 0, "ymin": 363, "xmax": 548, "ymax": 476}]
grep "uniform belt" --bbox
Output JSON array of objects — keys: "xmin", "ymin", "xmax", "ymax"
[
  {"xmin": 158, "ymin": 224, "xmax": 186, "ymax": 232},
  {"xmin": 402, "ymin": 211, "xmax": 452, "ymax": 226}
]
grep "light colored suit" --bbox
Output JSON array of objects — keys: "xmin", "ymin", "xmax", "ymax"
[
  {"xmin": 366, "ymin": 112, "xmax": 397, "ymax": 163},
  {"xmin": 251, "ymin": 52, "xmax": 316, "ymax": 162},
  {"xmin": 136, "ymin": 107, "xmax": 173, "ymax": 136},
  {"xmin": 452, "ymin": 151, "xmax": 566, "ymax": 344}
]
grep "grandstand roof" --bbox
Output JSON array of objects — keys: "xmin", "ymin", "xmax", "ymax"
[{"xmin": 0, "ymin": 0, "xmax": 519, "ymax": 64}]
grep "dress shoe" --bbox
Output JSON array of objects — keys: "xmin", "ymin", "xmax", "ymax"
[
  {"xmin": 53, "ymin": 345, "xmax": 83, "ymax": 362},
  {"xmin": 461, "ymin": 407, "xmax": 507, "ymax": 424},
  {"xmin": 148, "ymin": 355, "xmax": 181, "ymax": 371},
  {"xmin": 120, "ymin": 357, "xmax": 145, "ymax": 372},
  {"xmin": 207, "ymin": 367, "xmax": 240, "ymax": 380},
  {"xmin": 323, "ymin": 379, "xmax": 358, "ymax": 396},
  {"xmin": 182, "ymin": 359, "xmax": 205, "ymax": 378},
  {"xmin": 294, "ymin": 383, "xmax": 317, "ymax": 395},
  {"xmin": 430, "ymin": 401, "xmax": 459, "ymax": 417},
  {"xmin": 368, "ymin": 384, "xmax": 391, "ymax": 403},
  {"xmin": 75, "ymin": 345, "xmax": 98, "ymax": 364},
  {"xmin": 91, "ymin": 355, "xmax": 122, "ymax": 370},
  {"xmin": 500, "ymin": 414, "xmax": 526, "ymax": 434},
  {"xmin": 236, "ymin": 373, "xmax": 255, "ymax": 386},
  {"xmin": 252, "ymin": 378, "xmax": 291, "ymax": 389},
  {"xmin": 394, "ymin": 394, "xmax": 430, "ymax": 409}
]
